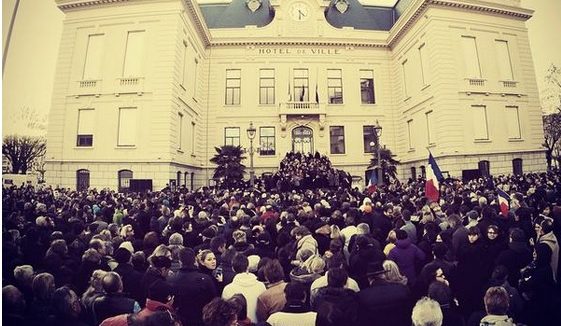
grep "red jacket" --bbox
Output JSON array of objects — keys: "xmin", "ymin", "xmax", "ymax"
[{"xmin": 100, "ymin": 299, "xmax": 174, "ymax": 326}]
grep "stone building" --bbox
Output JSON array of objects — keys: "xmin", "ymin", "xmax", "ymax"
[{"xmin": 45, "ymin": 0, "xmax": 545, "ymax": 191}]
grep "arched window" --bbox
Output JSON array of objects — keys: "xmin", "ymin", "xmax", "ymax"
[
  {"xmin": 512, "ymin": 158, "xmax": 523, "ymax": 176},
  {"xmin": 118, "ymin": 170, "xmax": 133, "ymax": 192},
  {"xmin": 184, "ymin": 172, "xmax": 189, "ymax": 188},
  {"xmin": 411, "ymin": 167, "xmax": 417, "ymax": 179},
  {"xmin": 177, "ymin": 171, "xmax": 181, "ymax": 188},
  {"xmin": 190, "ymin": 172, "xmax": 195, "ymax": 190},
  {"xmin": 420, "ymin": 165, "xmax": 426, "ymax": 178},
  {"xmin": 76, "ymin": 169, "xmax": 90, "ymax": 191},
  {"xmin": 478, "ymin": 160, "xmax": 490, "ymax": 178}
]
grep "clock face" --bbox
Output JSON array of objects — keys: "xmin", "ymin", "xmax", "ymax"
[{"xmin": 290, "ymin": 2, "xmax": 310, "ymax": 22}]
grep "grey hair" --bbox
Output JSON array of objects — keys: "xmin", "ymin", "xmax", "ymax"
[{"xmin": 411, "ymin": 297, "xmax": 443, "ymax": 326}]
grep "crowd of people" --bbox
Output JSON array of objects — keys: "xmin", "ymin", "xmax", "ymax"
[
  {"xmin": 3, "ymin": 166, "xmax": 561, "ymax": 326},
  {"xmin": 266, "ymin": 152, "xmax": 352, "ymax": 191}
]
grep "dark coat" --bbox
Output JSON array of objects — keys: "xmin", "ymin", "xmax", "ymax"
[
  {"xmin": 92, "ymin": 293, "xmax": 137, "ymax": 325},
  {"xmin": 387, "ymin": 238, "xmax": 426, "ymax": 286},
  {"xmin": 113, "ymin": 263, "xmax": 144, "ymax": 305},
  {"xmin": 167, "ymin": 266, "xmax": 218, "ymax": 326},
  {"xmin": 357, "ymin": 279, "xmax": 412, "ymax": 326},
  {"xmin": 495, "ymin": 241, "xmax": 532, "ymax": 286},
  {"xmin": 314, "ymin": 287, "xmax": 359, "ymax": 326}
]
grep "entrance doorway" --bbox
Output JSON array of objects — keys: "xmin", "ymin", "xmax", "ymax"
[{"xmin": 292, "ymin": 126, "xmax": 313, "ymax": 153}]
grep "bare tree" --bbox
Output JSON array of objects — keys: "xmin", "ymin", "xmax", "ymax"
[
  {"xmin": 2, "ymin": 135, "xmax": 46, "ymax": 174},
  {"xmin": 541, "ymin": 64, "xmax": 561, "ymax": 170},
  {"xmin": 543, "ymin": 113, "xmax": 561, "ymax": 170}
]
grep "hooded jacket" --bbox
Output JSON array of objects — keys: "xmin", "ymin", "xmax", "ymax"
[
  {"xmin": 222, "ymin": 272, "xmax": 266, "ymax": 323},
  {"xmin": 387, "ymin": 238, "xmax": 425, "ymax": 286},
  {"xmin": 539, "ymin": 231, "xmax": 559, "ymax": 282},
  {"xmin": 479, "ymin": 314, "xmax": 515, "ymax": 326}
]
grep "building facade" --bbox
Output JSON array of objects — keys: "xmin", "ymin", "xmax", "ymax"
[{"xmin": 46, "ymin": 0, "xmax": 545, "ymax": 191}]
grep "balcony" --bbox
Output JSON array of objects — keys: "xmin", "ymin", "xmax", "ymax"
[
  {"xmin": 115, "ymin": 77, "xmax": 144, "ymax": 96},
  {"xmin": 278, "ymin": 101, "xmax": 326, "ymax": 116},
  {"xmin": 73, "ymin": 79, "xmax": 101, "ymax": 97}
]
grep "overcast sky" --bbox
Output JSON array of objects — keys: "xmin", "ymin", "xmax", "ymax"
[{"xmin": 2, "ymin": 0, "xmax": 560, "ymax": 136}]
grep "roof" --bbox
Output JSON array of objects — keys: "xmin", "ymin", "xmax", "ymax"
[
  {"xmin": 199, "ymin": 0, "xmax": 274, "ymax": 28},
  {"xmin": 198, "ymin": 0, "xmax": 412, "ymax": 30}
]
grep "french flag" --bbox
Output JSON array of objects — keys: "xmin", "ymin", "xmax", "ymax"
[
  {"xmin": 425, "ymin": 153, "xmax": 444, "ymax": 202},
  {"xmin": 367, "ymin": 170, "xmax": 377, "ymax": 194},
  {"xmin": 497, "ymin": 188, "xmax": 510, "ymax": 217}
]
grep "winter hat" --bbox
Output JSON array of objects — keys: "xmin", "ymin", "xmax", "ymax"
[
  {"xmin": 366, "ymin": 260, "xmax": 386, "ymax": 276},
  {"xmin": 466, "ymin": 210, "xmax": 479, "ymax": 220},
  {"xmin": 147, "ymin": 279, "xmax": 173, "ymax": 303},
  {"xmin": 151, "ymin": 255, "xmax": 172, "ymax": 269}
]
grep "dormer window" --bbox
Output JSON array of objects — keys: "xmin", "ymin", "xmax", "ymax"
[
  {"xmin": 335, "ymin": 0, "xmax": 349, "ymax": 14},
  {"xmin": 246, "ymin": 0, "xmax": 262, "ymax": 12}
]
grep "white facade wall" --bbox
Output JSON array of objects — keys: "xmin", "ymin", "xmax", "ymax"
[{"xmin": 46, "ymin": 0, "xmax": 545, "ymax": 190}]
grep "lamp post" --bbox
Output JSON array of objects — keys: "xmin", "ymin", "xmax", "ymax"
[
  {"xmin": 246, "ymin": 121, "xmax": 256, "ymax": 188},
  {"xmin": 369, "ymin": 120, "xmax": 383, "ymax": 186}
]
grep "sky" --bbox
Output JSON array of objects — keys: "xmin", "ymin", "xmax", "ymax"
[{"xmin": 2, "ymin": 0, "xmax": 560, "ymax": 136}]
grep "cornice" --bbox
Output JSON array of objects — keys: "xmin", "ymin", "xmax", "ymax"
[
  {"xmin": 183, "ymin": 0, "xmax": 211, "ymax": 47},
  {"xmin": 387, "ymin": 0, "xmax": 534, "ymax": 48},
  {"xmin": 210, "ymin": 40, "xmax": 389, "ymax": 48},
  {"xmin": 57, "ymin": 0, "xmax": 130, "ymax": 12}
]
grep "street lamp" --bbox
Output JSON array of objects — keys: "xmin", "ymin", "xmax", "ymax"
[
  {"xmin": 246, "ymin": 121, "xmax": 256, "ymax": 188},
  {"xmin": 369, "ymin": 120, "xmax": 383, "ymax": 186}
]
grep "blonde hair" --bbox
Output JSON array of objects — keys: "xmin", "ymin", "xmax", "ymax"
[
  {"xmin": 303, "ymin": 255, "xmax": 326, "ymax": 274},
  {"xmin": 382, "ymin": 260, "xmax": 408, "ymax": 285},
  {"xmin": 148, "ymin": 244, "xmax": 172, "ymax": 266}
]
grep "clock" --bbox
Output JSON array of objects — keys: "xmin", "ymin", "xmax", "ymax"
[{"xmin": 290, "ymin": 2, "xmax": 310, "ymax": 22}]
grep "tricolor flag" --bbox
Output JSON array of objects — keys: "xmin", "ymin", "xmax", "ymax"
[
  {"xmin": 367, "ymin": 170, "xmax": 377, "ymax": 194},
  {"xmin": 425, "ymin": 152, "xmax": 444, "ymax": 202},
  {"xmin": 497, "ymin": 188, "xmax": 510, "ymax": 217}
]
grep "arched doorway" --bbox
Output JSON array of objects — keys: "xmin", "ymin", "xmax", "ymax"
[
  {"xmin": 292, "ymin": 126, "xmax": 313, "ymax": 153},
  {"xmin": 76, "ymin": 169, "xmax": 90, "ymax": 191}
]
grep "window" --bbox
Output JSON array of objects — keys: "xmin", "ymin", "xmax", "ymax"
[
  {"xmin": 259, "ymin": 69, "xmax": 275, "ymax": 104},
  {"xmin": 461, "ymin": 36, "xmax": 482, "ymax": 78},
  {"xmin": 407, "ymin": 119, "xmax": 414, "ymax": 150},
  {"xmin": 293, "ymin": 69, "xmax": 309, "ymax": 102},
  {"xmin": 506, "ymin": 106, "xmax": 521, "ymax": 139},
  {"xmin": 193, "ymin": 58, "xmax": 198, "ymax": 97},
  {"xmin": 224, "ymin": 127, "xmax": 240, "ymax": 146},
  {"xmin": 181, "ymin": 41, "xmax": 188, "ymax": 87},
  {"xmin": 478, "ymin": 160, "xmax": 490, "ymax": 178},
  {"xmin": 76, "ymin": 169, "xmax": 90, "ymax": 191},
  {"xmin": 495, "ymin": 40, "xmax": 514, "ymax": 80},
  {"xmin": 360, "ymin": 70, "xmax": 375, "ymax": 104},
  {"xmin": 123, "ymin": 31, "xmax": 145, "ymax": 77},
  {"xmin": 118, "ymin": 107, "xmax": 137, "ymax": 146},
  {"xmin": 177, "ymin": 171, "xmax": 181, "ymax": 188},
  {"xmin": 418, "ymin": 43, "xmax": 430, "ymax": 86},
  {"xmin": 259, "ymin": 127, "xmax": 275, "ymax": 155},
  {"xmin": 512, "ymin": 158, "xmax": 523, "ymax": 175},
  {"xmin": 191, "ymin": 121, "xmax": 196, "ymax": 154},
  {"xmin": 420, "ymin": 165, "xmax": 426, "ymax": 178},
  {"xmin": 77, "ymin": 109, "xmax": 94, "ymax": 147},
  {"xmin": 402, "ymin": 60, "xmax": 409, "ymax": 97},
  {"xmin": 411, "ymin": 167, "xmax": 417, "ymax": 179},
  {"xmin": 472, "ymin": 105, "xmax": 489, "ymax": 140},
  {"xmin": 330, "ymin": 126, "xmax": 345, "ymax": 154},
  {"xmin": 178, "ymin": 113, "xmax": 184, "ymax": 150},
  {"xmin": 184, "ymin": 171, "xmax": 189, "ymax": 187},
  {"xmin": 225, "ymin": 69, "xmax": 241, "ymax": 105},
  {"xmin": 83, "ymin": 34, "xmax": 104, "ymax": 80},
  {"xmin": 118, "ymin": 170, "xmax": 133, "ymax": 192},
  {"xmin": 327, "ymin": 69, "xmax": 343, "ymax": 104},
  {"xmin": 363, "ymin": 126, "xmax": 377, "ymax": 153},
  {"xmin": 425, "ymin": 111, "xmax": 434, "ymax": 145}
]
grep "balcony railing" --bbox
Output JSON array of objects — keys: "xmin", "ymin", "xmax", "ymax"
[
  {"xmin": 501, "ymin": 80, "xmax": 518, "ymax": 88},
  {"xmin": 115, "ymin": 77, "xmax": 144, "ymax": 95},
  {"xmin": 74, "ymin": 80, "xmax": 101, "ymax": 97},
  {"xmin": 278, "ymin": 101, "xmax": 325, "ymax": 116},
  {"xmin": 467, "ymin": 78, "xmax": 486, "ymax": 86}
]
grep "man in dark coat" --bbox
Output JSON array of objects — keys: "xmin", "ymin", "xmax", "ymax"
[
  {"xmin": 357, "ymin": 261, "xmax": 413, "ymax": 326},
  {"xmin": 92, "ymin": 272, "xmax": 140, "ymax": 325},
  {"xmin": 167, "ymin": 247, "xmax": 217, "ymax": 326},
  {"xmin": 495, "ymin": 228, "xmax": 532, "ymax": 286},
  {"xmin": 113, "ymin": 247, "xmax": 144, "ymax": 305},
  {"xmin": 313, "ymin": 267, "xmax": 359, "ymax": 326}
]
